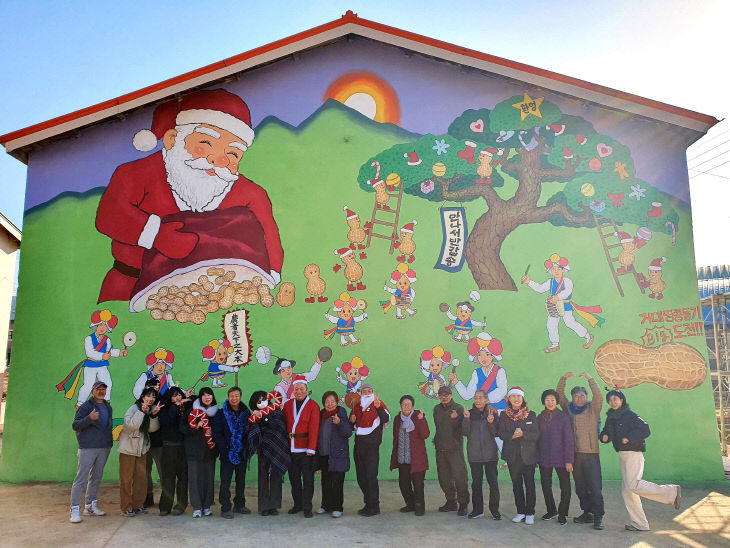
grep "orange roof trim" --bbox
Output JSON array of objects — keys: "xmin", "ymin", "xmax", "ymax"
[{"xmin": 0, "ymin": 10, "xmax": 717, "ymax": 153}]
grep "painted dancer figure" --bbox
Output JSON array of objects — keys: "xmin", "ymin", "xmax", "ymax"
[
  {"xmin": 70, "ymin": 310, "xmax": 128, "ymax": 407},
  {"xmin": 418, "ymin": 346, "xmax": 456, "ymax": 399},
  {"xmin": 324, "ymin": 292, "xmax": 368, "ymax": 346},
  {"xmin": 133, "ymin": 347, "xmax": 192, "ymax": 399},
  {"xmin": 273, "ymin": 349, "xmax": 329, "ymax": 404},
  {"xmin": 522, "ymin": 253, "xmax": 602, "ymax": 354},
  {"xmin": 442, "ymin": 301, "xmax": 485, "ymax": 342}
]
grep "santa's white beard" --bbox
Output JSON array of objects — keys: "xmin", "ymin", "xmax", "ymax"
[
  {"xmin": 360, "ymin": 394, "xmax": 375, "ymax": 409},
  {"xmin": 163, "ymin": 129, "xmax": 238, "ymax": 212}
]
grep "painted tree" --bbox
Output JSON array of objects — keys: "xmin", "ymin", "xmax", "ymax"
[{"xmin": 357, "ymin": 93, "xmax": 679, "ymax": 291}]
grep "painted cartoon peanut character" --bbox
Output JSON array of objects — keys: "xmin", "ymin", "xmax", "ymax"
[
  {"xmin": 394, "ymin": 220, "xmax": 417, "ymax": 264},
  {"xmin": 303, "ymin": 264, "xmax": 327, "ymax": 303},
  {"xmin": 418, "ymin": 346, "xmax": 458, "ymax": 399},
  {"xmin": 335, "ymin": 356, "xmax": 370, "ymax": 408},
  {"xmin": 476, "ymin": 148, "xmax": 498, "ymax": 184},
  {"xmin": 201, "ymin": 339, "xmax": 239, "ymax": 388},
  {"xmin": 343, "ymin": 206, "xmax": 367, "ymax": 259},
  {"xmin": 333, "ymin": 248, "xmax": 365, "ymax": 291},
  {"xmin": 381, "ymin": 262, "xmax": 416, "ymax": 319},
  {"xmin": 614, "ymin": 231, "xmax": 637, "ymax": 275},
  {"xmin": 441, "ymin": 301, "xmax": 485, "ymax": 342},
  {"xmin": 594, "ymin": 339, "xmax": 706, "ymax": 390},
  {"xmin": 324, "ymin": 292, "xmax": 368, "ymax": 346},
  {"xmin": 276, "ymin": 282, "xmax": 296, "ymax": 307},
  {"xmin": 637, "ymin": 257, "xmax": 667, "ymax": 299}
]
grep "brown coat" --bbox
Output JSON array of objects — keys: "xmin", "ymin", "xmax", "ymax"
[{"xmin": 556, "ymin": 375, "xmax": 602, "ymax": 454}]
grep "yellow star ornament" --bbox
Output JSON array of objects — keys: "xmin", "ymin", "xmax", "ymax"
[{"xmin": 512, "ymin": 93, "xmax": 544, "ymax": 121}]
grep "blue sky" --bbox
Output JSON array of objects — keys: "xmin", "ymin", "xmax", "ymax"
[{"xmin": 1, "ymin": 0, "xmax": 728, "ymax": 263}]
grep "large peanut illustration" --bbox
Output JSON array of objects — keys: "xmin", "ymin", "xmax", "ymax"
[{"xmin": 593, "ymin": 339, "xmax": 706, "ymax": 390}]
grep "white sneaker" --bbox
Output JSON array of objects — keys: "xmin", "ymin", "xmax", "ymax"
[
  {"xmin": 316, "ymin": 508, "xmax": 327, "ymax": 514},
  {"xmin": 70, "ymin": 506, "xmax": 82, "ymax": 523},
  {"xmin": 192, "ymin": 509, "xmax": 202, "ymax": 518},
  {"xmin": 203, "ymin": 508, "xmax": 213, "ymax": 516},
  {"xmin": 525, "ymin": 515, "xmax": 535, "ymax": 525},
  {"xmin": 332, "ymin": 511, "xmax": 342, "ymax": 518},
  {"xmin": 512, "ymin": 513, "xmax": 525, "ymax": 523},
  {"xmin": 84, "ymin": 500, "xmax": 105, "ymax": 516}
]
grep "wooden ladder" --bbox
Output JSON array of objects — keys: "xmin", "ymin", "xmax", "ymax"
[
  {"xmin": 365, "ymin": 183, "xmax": 405, "ymax": 254},
  {"xmin": 594, "ymin": 214, "xmax": 645, "ymax": 297}
]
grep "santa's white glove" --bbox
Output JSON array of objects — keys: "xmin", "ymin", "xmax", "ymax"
[{"xmin": 270, "ymin": 270, "xmax": 281, "ymax": 285}]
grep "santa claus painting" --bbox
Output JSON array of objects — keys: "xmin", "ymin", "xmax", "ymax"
[{"xmin": 95, "ymin": 89, "xmax": 283, "ymax": 312}]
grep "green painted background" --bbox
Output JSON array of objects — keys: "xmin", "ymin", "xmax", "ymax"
[{"xmin": 0, "ymin": 101, "xmax": 721, "ymax": 483}]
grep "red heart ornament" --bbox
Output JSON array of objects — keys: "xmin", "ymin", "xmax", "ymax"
[{"xmin": 470, "ymin": 119, "xmax": 484, "ymax": 133}]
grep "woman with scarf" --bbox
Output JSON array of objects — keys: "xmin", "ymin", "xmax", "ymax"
[
  {"xmin": 537, "ymin": 389, "xmax": 574, "ymax": 525},
  {"xmin": 390, "ymin": 394, "xmax": 430, "ymax": 516},
  {"xmin": 118, "ymin": 387, "xmax": 162, "ymax": 517},
  {"xmin": 497, "ymin": 386, "xmax": 539, "ymax": 525},
  {"xmin": 157, "ymin": 386, "xmax": 191, "ymax": 515},
  {"xmin": 246, "ymin": 390, "xmax": 290, "ymax": 516},
  {"xmin": 212, "ymin": 387, "xmax": 251, "ymax": 519},
  {"xmin": 317, "ymin": 390, "xmax": 353, "ymax": 518},
  {"xmin": 600, "ymin": 389, "xmax": 681, "ymax": 531},
  {"xmin": 181, "ymin": 387, "xmax": 218, "ymax": 518}
]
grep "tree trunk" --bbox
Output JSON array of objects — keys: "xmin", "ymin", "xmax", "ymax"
[{"xmin": 465, "ymin": 209, "xmax": 518, "ymax": 291}]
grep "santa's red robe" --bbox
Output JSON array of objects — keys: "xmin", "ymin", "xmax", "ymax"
[
  {"xmin": 282, "ymin": 396, "xmax": 320, "ymax": 454},
  {"xmin": 95, "ymin": 152, "xmax": 283, "ymax": 303}
]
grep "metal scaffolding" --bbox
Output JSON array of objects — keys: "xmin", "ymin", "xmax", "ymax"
[{"xmin": 701, "ymin": 292, "xmax": 730, "ymax": 456}]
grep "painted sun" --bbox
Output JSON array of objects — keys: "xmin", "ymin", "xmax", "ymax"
[{"xmin": 323, "ymin": 71, "xmax": 401, "ymax": 124}]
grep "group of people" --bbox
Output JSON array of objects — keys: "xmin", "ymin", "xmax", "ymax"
[{"xmin": 70, "ymin": 370, "xmax": 682, "ymax": 532}]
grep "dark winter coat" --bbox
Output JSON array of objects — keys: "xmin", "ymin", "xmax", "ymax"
[
  {"xmin": 317, "ymin": 406, "xmax": 353, "ymax": 473},
  {"xmin": 72, "ymin": 399, "xmax": 113, "ymax": 449},
  {"xmin": 461, "ymin": 406, "xmax": 499, "ymax": 463},
  {"xmin": 390, "ymin": 410, "xmax": 431, "ymax": 474},
  {"xmin": 180, "ymin": 406, "xmax": 218, "ymax": 462},
  {"xmin": 158, "ymin": 401, "xmax": 186, "ymax": 445},
  {"xmin": 497, "ymin": 409, "xmax": 539, "ymax": 465},
  {"xmin": 537, "ymin": 409, "xmax": 575, "ymax": 468},
  {"xmin": 433, "ymin": 400, "xmax": 465, "ymax": 452},
  {"xmin": 600, "ymin": 407, "xmax": 650, "ymax": 453},
  {"xmin": 212, "ymin": 401, "xmax": 251, "ymax": 463}
]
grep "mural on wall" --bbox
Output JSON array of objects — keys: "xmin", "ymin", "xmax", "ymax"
[
  {"xmin": 5, "ymin": 40, "xmax": 719, "ymax": 483},
  {"xmin": 356, "ymin": 94, "xmax": 680, "ymax": 292},
  {"xmin": 95, "ymin": 89, "xmax": 284, "ymax": 316}
]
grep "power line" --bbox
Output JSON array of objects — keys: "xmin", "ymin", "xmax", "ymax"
[
  {"xmin": 688, "ymin": 149, "xmax": 730, "ymax": 170},
  {"xmin": 689, "ymin": 160, "xmax": 730, "ymax": 180},
  {"xmin": 687, "ymin": 138, "xmax": 730, "ymax": 163}
]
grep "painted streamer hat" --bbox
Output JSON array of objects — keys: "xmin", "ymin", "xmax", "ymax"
[
  {"xmin": 129, "ymin": 206, "xmax": 274, "ymax": 312},
  {"xmin": 146, "ymin": 348, "xmax": 175, "ymax": 370}
]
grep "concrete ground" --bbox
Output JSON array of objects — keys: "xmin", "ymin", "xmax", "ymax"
[{"xmin": 0, "ymin": 479, "xmax": 728, "ymax": 547}]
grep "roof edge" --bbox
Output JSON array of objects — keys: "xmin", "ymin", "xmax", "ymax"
[{"xmin": 0, "ymin": 10, "xmax": 719, "ymax": 157}]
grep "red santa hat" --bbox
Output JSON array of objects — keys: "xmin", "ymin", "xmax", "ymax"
[
  {"xmin": 132, "ymin": 89, "xmax": 255, "ymax": 152},
  {"xmin": 146, "ymin": 348, "xmax": 175, "ymax": 370},
  {"xmin": 479, "ymin": 148, "xmax": 498, "ymax": 157},
  {"xmin": 334, "ymin": 247, "xmax": 354, "ymax": 259},
  {"xmin": 404, "ymin": 151, "xmax": 422, "ymax": 166},
  {"xmin": 507, "ymin": 386, "xmax": 525, "ymax": 398},
  {"xmin": 648, "ymin": 257, "xmax": 667, "ymax": 271},
  {"xmin": 576, "ymin": 134, "xmax": 587, "ymax": 145},
  {"xmin": 90, "ymin": 309, "xmax": 118, "ymax": 331},
  {"xmin": 400, "ymin": 220, "xmax": 417, "ymax": 234},
  {"xmin": 547, "ymin": 124, "xmax": 565, "ymax": 136},
  {"xmin": 562, "ymin": 147, "xmax": 574, "ymax": 159},
  {"xmin": 343, "ymin": 206, "xmax": 358, "ymax": 220},
  {"xmin": 291, "ymin": 374, "xmax": 308, "ymax": 386},
  {"xmin": 614, "ymin": 231, "xmax": 634, "ymax": 244}
]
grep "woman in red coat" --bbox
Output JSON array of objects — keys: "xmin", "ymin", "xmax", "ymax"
[{"xmin": 390, "ymin": 395, "xmax": 430, "ymax": 516}]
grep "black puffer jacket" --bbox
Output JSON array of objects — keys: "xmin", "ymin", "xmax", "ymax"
[
  {"xmin": 462, "ymin": 406, "xmax": 499, "ymax": 463},
  {"xmin": 600, "ymin": 407, "xmax": 650, "ymax": 452}
]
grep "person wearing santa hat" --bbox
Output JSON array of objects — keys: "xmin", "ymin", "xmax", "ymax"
[
  {"xmin": 76, "ymin": 310, "xmax": 128, "ymax": 407},
  {"xmin": 497, "ymin": 387, "xmax": 539, "ymax": 525},
  {"xmin": 522, "ymin": 254, "xmax": 595, "ymax": 353},
  {"xmin": 349, "ymin": 383, "xmax": 390, "ymax": 516},
  {"xmin": 282, "ymin": 375, "xmax": 320, "ymax": 518},
  {"xmin": 95, "ymin": 89, "xmax": 283, "ymax": 304}
]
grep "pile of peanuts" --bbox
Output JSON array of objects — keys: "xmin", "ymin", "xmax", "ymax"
[{"xmin": 146, "ymin": 267, "xmax": 274, "ymax": 324}]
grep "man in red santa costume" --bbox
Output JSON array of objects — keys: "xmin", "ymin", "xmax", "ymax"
[
  {"xmin": 95, "ymin": 88, "xmax": 283, "ymax": 304},
  {"xmin": 349, "ymin": 382, "xmax": 390, "ymax": 516},
  {"xmin": 282, "ymin": 375, "xmax": 320, "ymax": 518}
]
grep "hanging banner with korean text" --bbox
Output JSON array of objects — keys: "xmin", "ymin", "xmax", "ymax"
[
  {"xmin": 435, "ymin": 207, "xmax": 468, "ymax": 273},
  {"xmin": 222, "ymin": 309, "xmax": 252, "ymax": 367}
]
